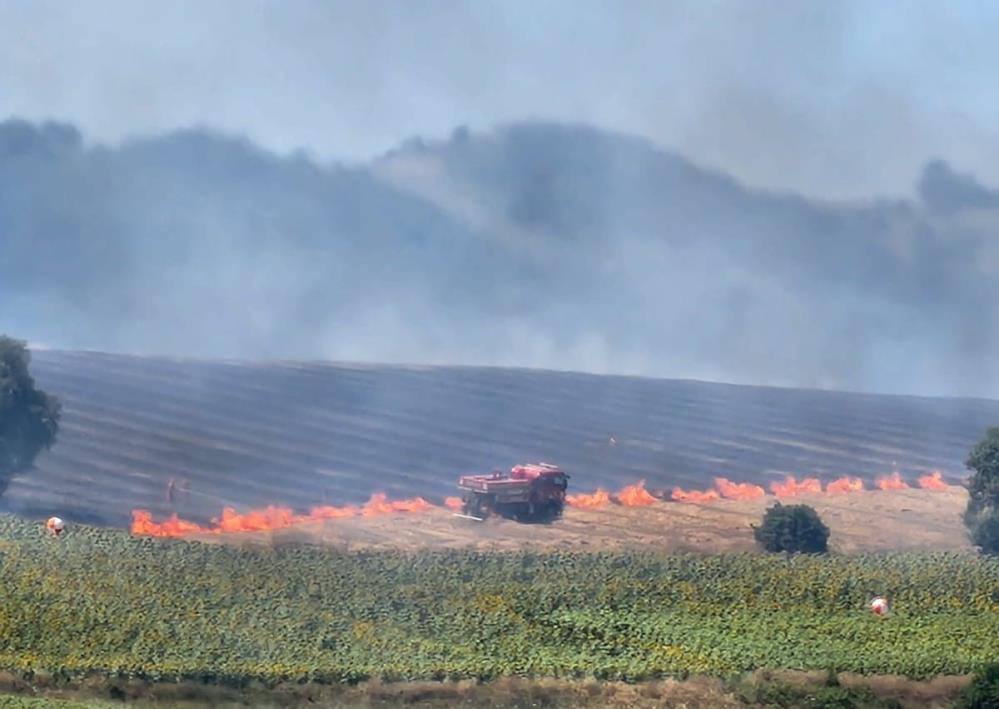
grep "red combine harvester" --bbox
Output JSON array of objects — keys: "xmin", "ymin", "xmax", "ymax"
[{"xmin": 456, "ymin": 463, "xmax": 569, "ymax": 522}]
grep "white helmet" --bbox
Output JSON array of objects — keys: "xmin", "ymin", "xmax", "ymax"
[
  {"xmin": 869, "ymin": 597, "xmax": 889, "ymax": 616},
  {"xmin": 46, "ymin": 517, "xmax": 65, "ymax": 536}
]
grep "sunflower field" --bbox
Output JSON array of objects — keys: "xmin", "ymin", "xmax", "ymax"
[{"xmin": 0, "ymin": 515, "xmax": 996, "ymax": 684}]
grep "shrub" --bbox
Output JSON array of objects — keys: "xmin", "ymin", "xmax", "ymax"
[
  {"xmin": 752, "ymin": 502, "xmax": 830, "ymax": 554},
  {"xmin": 965, "ymin": 507, "xmax": 999, "ymax": 556},
  {"xmin": 956, "ymin": 662, "xmax": 999, "ymax": 709},
  {"xmin": 745, "ymin": 680, "xmax": 901, "ymax": 708}
]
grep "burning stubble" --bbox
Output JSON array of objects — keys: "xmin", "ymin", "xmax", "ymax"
[{"xmin": 130, "ymin": 471, "xmax": 958, "ymax": 537}]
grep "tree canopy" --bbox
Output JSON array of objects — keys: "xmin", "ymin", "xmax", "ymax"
[
  {"xmin": 752, "ymin": 502, "xmax": 830, "ymax": 554},
  {"xmin": 964, "ymin": 427, "xmax": 999, "ymax": 554},
  {"xmin": 0, "ymin": 335, "xmax": 61, "ymax": 497},
  {"xmin": 965, "ymin": 427, "xmax": 999, "ymax": 513}
]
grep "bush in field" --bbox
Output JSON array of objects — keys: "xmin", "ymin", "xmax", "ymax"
[
  {"xmin": 752, "ymin": 502, "xmax": 829, "ymax": 554},
  {"xmin": 965, "ymin": 428, "xmax": 999, "ymax": 555},
  {"xmin": 0, "ymin": 335, "xmax": 61, "ymax": 497}
]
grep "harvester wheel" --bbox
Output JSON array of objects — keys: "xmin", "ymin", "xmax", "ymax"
[{"xmin": 463, "ymin": 493, "xmax": 489, "ymax": 520}]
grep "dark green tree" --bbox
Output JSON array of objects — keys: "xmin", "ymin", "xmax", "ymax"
[
  {"xmin": 0, "ymin": 335, "xmax": 61, "ymax": 497},
  {"xmin": 752, "ymin": 502, "xmax": 830, "ymax": 554},
  {"xmin": 964, "ymin": 427, "xmax": 999, "ymax": 555},
  {"xmin": 956, "ymin": 662, "xmax": 999, "ymax": 709}
]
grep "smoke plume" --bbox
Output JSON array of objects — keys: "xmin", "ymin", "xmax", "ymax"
[{"xmin": 2, "ymin": 118, "xmax": 998, "ymax": 398}]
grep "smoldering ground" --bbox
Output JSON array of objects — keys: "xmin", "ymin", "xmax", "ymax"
[{"xmin": 1, "ymin": 118, "xmax": 998, "ymax": 399}]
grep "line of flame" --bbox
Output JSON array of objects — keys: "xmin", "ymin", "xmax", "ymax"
[
  {"xmin": 615, "ymin": 480, "xmax": 658, "ymax": 506},
  {"xmin": 131, "ymin": 470, "xmax": 954, "ymax": 536}
]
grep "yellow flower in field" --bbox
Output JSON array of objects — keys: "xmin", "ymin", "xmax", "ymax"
[
  {"xmin": 351, "ymin": 621, "xmax": 374, "ymax": 640},
  {"xmin": 473, "ymin": 593, "xmax": 508, "ymax": 614}
]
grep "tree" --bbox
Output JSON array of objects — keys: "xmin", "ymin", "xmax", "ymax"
[
  {"xmin": 965, "ymin": 427, "xmax": 999, "ymax": 514},
  {"xmin": 964, "ymin": 427, "xmax": 999, "ymax": 555},
  {"xmin": 956, "ymin": 662, "xmax": 999, "ymax": 709},
  {"xmin": 0, "ymin": 335, "xmax": 61, "ymax": 497},
  {"xmin": 752, "ymin": 502, "xmax": 830, "ymax": 554}
]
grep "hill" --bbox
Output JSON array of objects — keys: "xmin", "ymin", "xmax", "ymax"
[{"xmin": 2, "ymin": 349, "xmax": 995, "ymax": 530}]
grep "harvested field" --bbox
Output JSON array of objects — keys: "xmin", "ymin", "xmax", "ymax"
[
  {"xmin": 190, "ymin": 487, "xmax": 973, "ymax": 554},
  {"xmin": 5, "ymin": 350, "xmax": 997, "ymax": 533}
]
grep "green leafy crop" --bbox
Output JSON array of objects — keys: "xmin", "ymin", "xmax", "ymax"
[{"xmin": 0, "ymin": 515, "xmax": 996, "ymax": 684}]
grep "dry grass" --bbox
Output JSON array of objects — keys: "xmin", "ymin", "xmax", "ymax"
[
  {"xmin": 190, "ymin": 487, "xmax": 972, "ymax": 555},
  {"xmin": 0, "ymin": 672, "xmax": 975, "ymax": 708}
]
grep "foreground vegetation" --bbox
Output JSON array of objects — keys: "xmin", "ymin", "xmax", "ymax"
[
  {"xmin": 0, "ymin": 670, "xmax": 984, "ymax": 708},
  {"xmin": 0, "ymin": 515, "xmax": 996, "ymax": 688}
]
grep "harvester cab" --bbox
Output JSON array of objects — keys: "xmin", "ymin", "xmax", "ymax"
[{"xmin": 455, "ymin": 463, "xmax": 569, "ymax": 522}]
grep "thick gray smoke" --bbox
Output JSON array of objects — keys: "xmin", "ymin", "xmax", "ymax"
[{"xmin": 2, "ymin": 118, "xmax": 998, "ymax": 399}]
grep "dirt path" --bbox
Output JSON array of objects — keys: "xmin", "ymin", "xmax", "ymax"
[{"xmin": 190, "ymin": 487, "xmax": 973, "ymax": 554}]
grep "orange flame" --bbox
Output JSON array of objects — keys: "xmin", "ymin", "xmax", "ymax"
[
  {"xmin": 133, "ymin": 467, "xmax": 951, "ymax": 538},
  {"xmin": 826, "ymin": 476, "xmax": 865, "ymax": 493},
  {"xmin": 310, "ymin": 504, "xmax": 361, "ymax": 519},
  {"xmin": 918, "ymin": 470, "xmax": 948, "ymax": 490},
  {"xmin": 214, "ymin": 505, "xmax": 305, "ymax": 533},
  {"xmin": 566, "ymin": 489, "xmax": 611, "ymax": 508},
  {"xmin": 875, "ymin": 472, "xmax": 909, "ymax": 491},
  {"xmin": 616, "ymin": 480, "xmax": 658, "ymax": 506},
  {"xmin": 769, "ymin": 475, "xmax": 822, "ymax": 497},
  {"xmin": 670, "ymin": 486, "xmax": 721, "ymax": 503},
  {"xmin": 132, "ymin": 491, "xmax": 433, "ymax": 537},
  {"xmin": 361, "ymin": 493, "xmax": 431, "ymax": 517},
  {"xmin": 714, "ymin": 477, "xmax": 765, "ymax": 500},
  {"xmin": 131, "ymin": 510, "xmax": 210, "ymax": 537}
]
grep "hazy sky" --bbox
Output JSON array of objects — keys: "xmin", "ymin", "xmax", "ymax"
[{"xmin": 3, "ymin": 0, "xmax": 999, "ymax": 201}]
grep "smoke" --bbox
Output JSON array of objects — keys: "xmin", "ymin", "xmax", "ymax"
[
  {"xmin": 2, "ymin": 117, "xmax": 999, "ymax": 398},
  {"xmin": 7, "ymin": 1, "xmax": 999, "ymax": 202},
  {"xmin": 918, "ymin": 159, "xmax": 999, "ymax": 214}
]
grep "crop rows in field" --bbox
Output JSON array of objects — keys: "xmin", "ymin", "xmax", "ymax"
[
  {"xmin": 5, "ymin": 350, "xmax": 998, "ymax": 528},
  {"xmin": 0, "ymin": 514, "xmax": 996, "ymax": 684}
]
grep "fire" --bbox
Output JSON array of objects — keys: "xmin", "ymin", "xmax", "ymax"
[
  {"xmin": 131, "ymin": 510, "xmax": 210, "ymax": 537},
  {"xmin": 826, "ymin": 476, "xmax": 864, "ymax": 493},
  {"xmin": 615, "ymin": 480, "xmax": 658, "ymax": 506},
  {"xmin": 671, "ymin": 486, "xmax": 721, "ymax": 504},
  {"xmin": 311, "ymin": 504, "xmax": 361, "ymax": 519},
  {"xmin": 918, "ymin": 470, "xmax": 949, "ymax": 490},
  {"xmin": 769, "ymin": 475, "xmax": 822, "ymax": 497},
  {"xmin": 361, "ymin": 493, "xmax": 431, "ymax": 517},
  {"xmin": 875, "ymin": 472, "xmax": 909, "ymax": 491},
  {"xmin": 714, "ymin": 477, "xmax": 765, "ymax": 500},
  {"xmin": 132, "ymin": 491, "xmax": 434, "ymax": 537},
  {"xmin": 566, "ymin": 488, "xmax": 611, "ymax": 508},
  {"xmin": 132, "ymin": 466, "xmax": 954, "ymax": 538}
]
